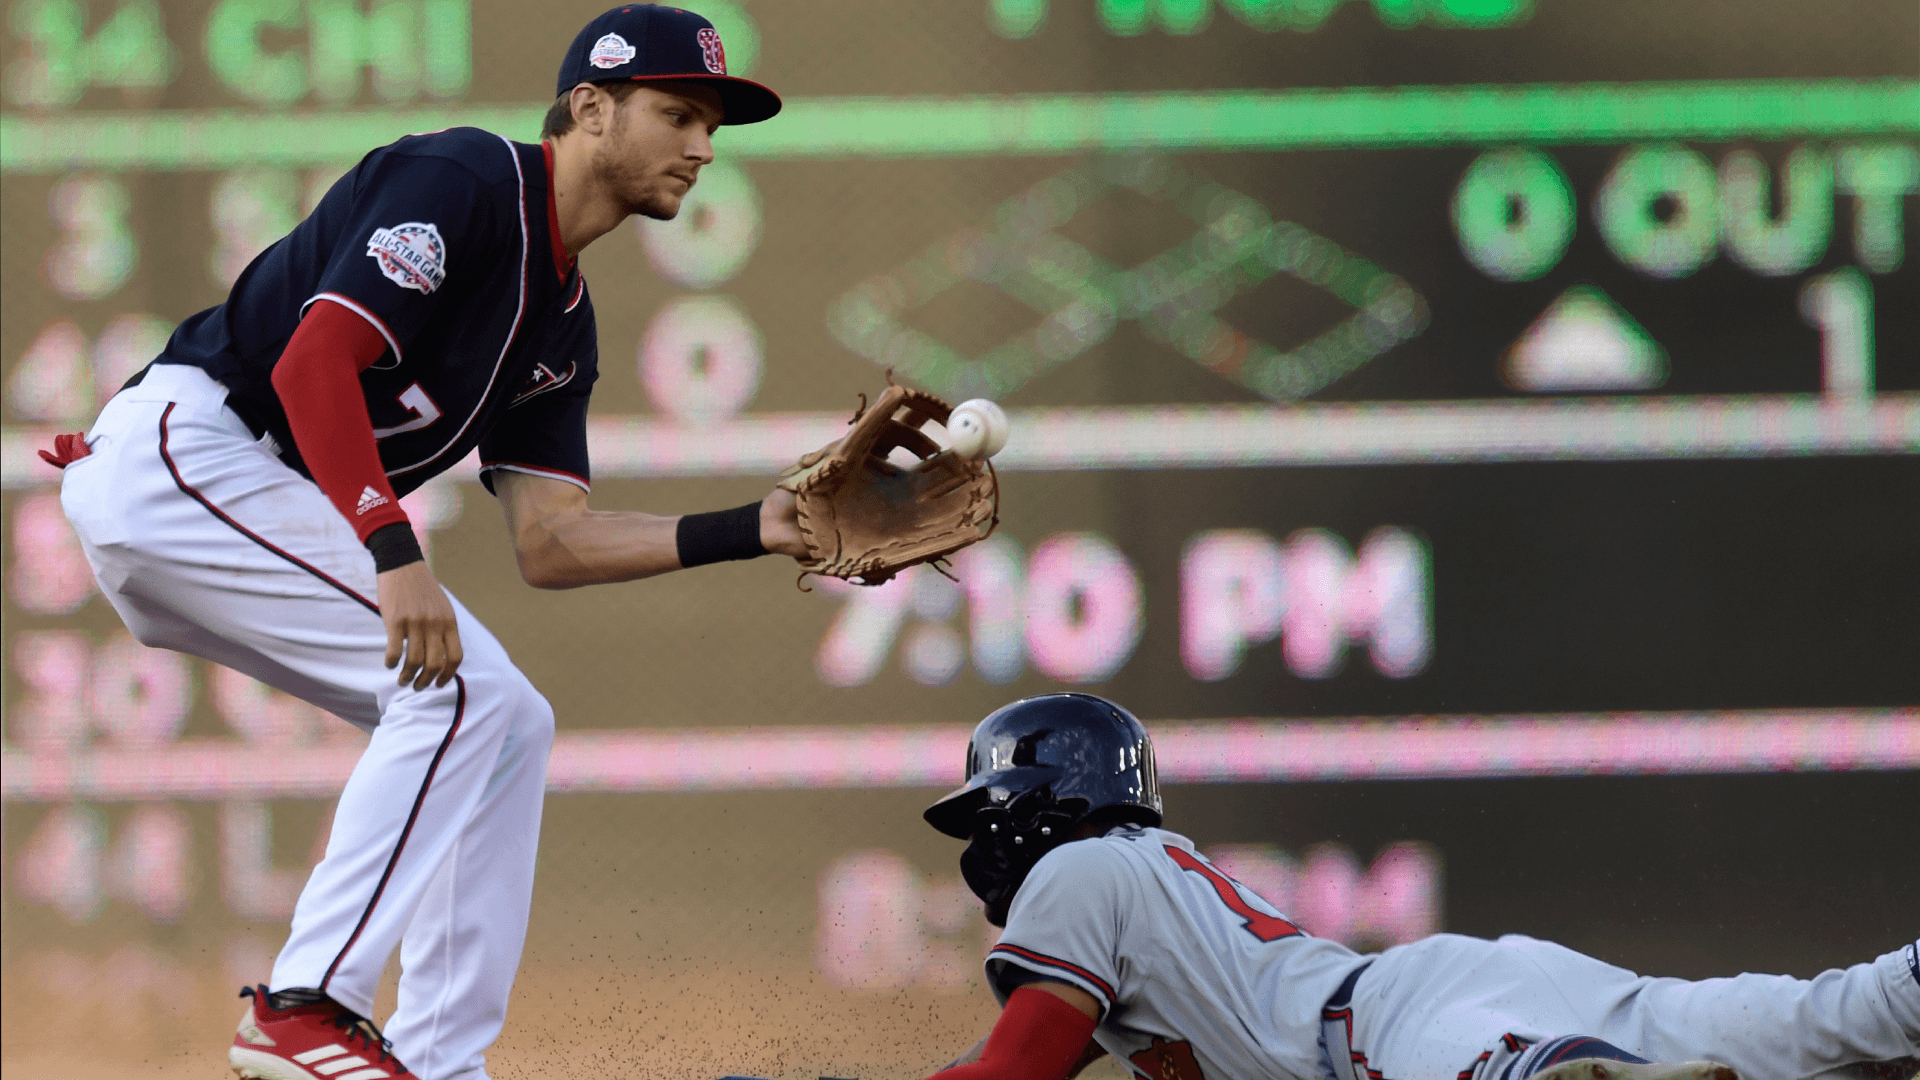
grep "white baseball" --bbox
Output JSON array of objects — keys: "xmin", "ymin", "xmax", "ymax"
[{"xmin": 948, "ymin": 399, "xmax": 1009, "ymax": 459}]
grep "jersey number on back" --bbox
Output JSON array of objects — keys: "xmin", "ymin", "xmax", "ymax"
[{"xmin": 1165, "ymin": 846, "xmax": 1302, "ymax": 943}]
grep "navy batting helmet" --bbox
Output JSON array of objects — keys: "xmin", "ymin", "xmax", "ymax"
[{"xmin": 924, "ymin": 693, "xmax": 1162, "ymax": 924}]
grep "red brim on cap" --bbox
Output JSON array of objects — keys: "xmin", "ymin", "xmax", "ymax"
[{"xmin": 612, "ymin": 73, "xmax": 782, "ymax": 125}]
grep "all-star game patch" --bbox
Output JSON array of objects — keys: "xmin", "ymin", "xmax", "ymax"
[
  {"xmin": 366, "ymin": 222, "xmax": 448, "ymax": 293},
  {"xmin": 589, "ymin": 32, "xmax": 637, "ymax": 69}
]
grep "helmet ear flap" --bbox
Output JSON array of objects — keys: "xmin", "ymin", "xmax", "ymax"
[{"xmin": 958, "ymin": 787, "xmax": 1092, "ymax": 923}]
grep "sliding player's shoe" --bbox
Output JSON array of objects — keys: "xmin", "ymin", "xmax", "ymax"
[{"xmin": 230, "ymin": 985, "xmax": 410, "ymax": 1079}]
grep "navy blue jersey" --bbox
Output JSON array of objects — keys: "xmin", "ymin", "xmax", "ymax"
[{"xmin": 159, "ymin": 127, "xmax": 598, "ymax": 497}]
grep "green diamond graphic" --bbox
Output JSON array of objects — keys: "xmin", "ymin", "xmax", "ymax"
[{"xmin": 826, "ymin": 157, "xmax": 1429, "ymax": 402}]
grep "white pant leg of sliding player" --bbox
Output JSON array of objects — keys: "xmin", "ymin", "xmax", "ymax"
[
  {"xmin": 60, "ymin": 366, "xmax": 551, "ymax": 1077},
  {"xmin": 1338, "ymin": 934, "xmax": 1590, "ymax": 1080},
  {"xmin": 380, "ymin": 654, "xmax": 554, "ymax": 1080},
  {"xmin": 1344, "ymin": 934, "xmax": 1920, "ymax": 1080},
  {"xmin": 1494, "ymin": 934, "xmax": 1920, "ymax": 1077}
]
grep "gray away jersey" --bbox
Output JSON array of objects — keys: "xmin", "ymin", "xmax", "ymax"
[{"xmin": 987, "ymin": 826, "xmax": 1370, "ymax": 1080}]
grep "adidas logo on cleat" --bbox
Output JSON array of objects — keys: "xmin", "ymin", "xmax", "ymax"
[
  {"xmin": 232, "ymin": 1038, "xmax": 404, "ymax": 1080},
  {"xmin": 289, "ymin": 1044, "xmax": 397, "ymax": 1079},
  {"xmin": 230, "ymin": 984, "xmax": 409, "ymax": 1080},
  {"xmin": 356, "ymin": 486, "xmax": 389, "ymax": 515}
]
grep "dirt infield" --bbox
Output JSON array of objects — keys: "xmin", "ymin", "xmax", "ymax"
[
  {"xmin": 8, "ymin": 780, "xmax": 1914, "ymax": 1077},
  {"xmin": 1, "ymin": 955, "xmax": 1024, "ymax": 1080}
]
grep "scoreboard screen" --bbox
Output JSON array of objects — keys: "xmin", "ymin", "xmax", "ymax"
[{"xmin": 1, "ymin": 0, "xmax": 1916, "ymax": 1065}]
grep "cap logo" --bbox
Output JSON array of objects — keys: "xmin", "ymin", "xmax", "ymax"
[
  {"xmin": 588, "ymin": 32, "xmax": 637, "ymax": 69},
  {"xmin": 366, "ymin": 222, "xmax": 447, "ymax": 293},
  {"xmin": 697, "ymin": 27, "xmax": 726, "ymax": 73}
]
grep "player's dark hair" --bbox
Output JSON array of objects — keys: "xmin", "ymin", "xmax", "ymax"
[{"xmin": 542, "ymin": 82, "xmax": 645, "ymax": 140}]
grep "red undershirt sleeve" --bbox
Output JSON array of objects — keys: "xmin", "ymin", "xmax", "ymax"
[
  {"xmin": 270, "ymin": 298, "xmax": 412, "ymax": 542},
  {"xmin": 928, "ymin": 987, "xmax": 1098, "ymax": 1080}
]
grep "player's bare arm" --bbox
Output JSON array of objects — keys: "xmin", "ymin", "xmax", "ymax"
[
  {"xmin": 495, "ymin": 470, "xmax": 805, "ymax": 588},
  {"xmin": 487, "ymin": 79, "xmax": 816, "ymax": 589}
]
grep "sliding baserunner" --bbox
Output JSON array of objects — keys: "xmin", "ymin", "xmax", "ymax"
[{"xmin": 913, "ymin": 694, "xmax": 1920, "ymax": 1080}]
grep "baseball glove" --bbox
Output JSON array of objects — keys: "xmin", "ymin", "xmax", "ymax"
[{"xmin": 778, "ymin": 384, "xmax": 999, "ymax": 586}]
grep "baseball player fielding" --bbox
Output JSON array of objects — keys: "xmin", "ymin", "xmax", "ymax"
[{"xmin": 42, "ymin": 5, "xmax": 886, "ymax": 1078}]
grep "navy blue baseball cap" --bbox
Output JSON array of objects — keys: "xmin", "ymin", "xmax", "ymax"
[{"xmin": 556, "ymin": 5, "xmax": 781, "ymax": 125}]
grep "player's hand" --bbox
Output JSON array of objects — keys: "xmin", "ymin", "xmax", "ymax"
[
  {"xmin": 377, "ymin": 561, "xmax": 464, "ymax": 690},
  {"xmin": 760, "ymin": 486, "xmax": 807, "ymax": 559}
]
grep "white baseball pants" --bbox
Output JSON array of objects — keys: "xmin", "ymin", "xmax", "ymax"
[
  {"xmin": 1327, "ymin": 933, "xmax": 1920, "ymax": 1080},
  {"xmin": 60, "ymin": 364, "xmax": 554, "ymax": 1080}
]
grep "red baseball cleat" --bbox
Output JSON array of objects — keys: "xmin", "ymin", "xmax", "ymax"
[{"xmin": 230, "ymin": 985, "xmax": 410, "ymax": 1080}]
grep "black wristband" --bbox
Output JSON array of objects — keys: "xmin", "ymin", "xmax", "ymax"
[
  {"xmin": 366, "ymin": 522, "xmax": 425, "ymax": 573},
  {"xmin": 676, "ymin": 502, "xmax": 767, "ymax": 568}
]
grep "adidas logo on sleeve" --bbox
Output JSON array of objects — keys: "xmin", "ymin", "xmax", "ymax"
[{"xmin": 356, "ymin": 486, "xmax": 390, "ymax": 515}]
